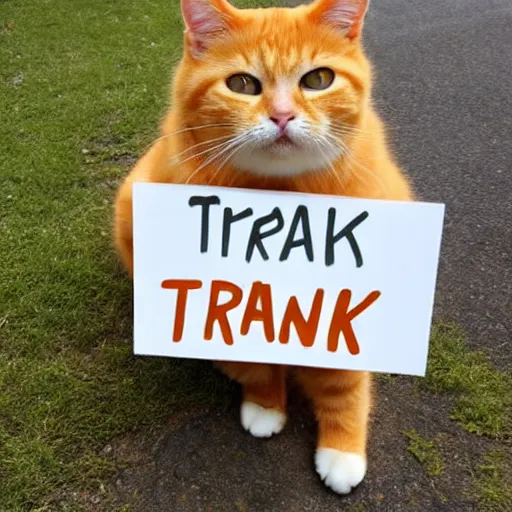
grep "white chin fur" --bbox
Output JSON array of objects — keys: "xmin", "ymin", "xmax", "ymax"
[
  {"xmin": 240, "ymin": 401, "xmax": 286, "ymax": 438},
  {"xmin": 229, "ymin": 116, "xmax": 341, "ymax": 177},
  {"xmin": 315, "ymin": 448, "xmax": 367, "ymax": 495},
  {"xmin": 231, "ymin": 147, "xmax": 337, "ymax": 177}
]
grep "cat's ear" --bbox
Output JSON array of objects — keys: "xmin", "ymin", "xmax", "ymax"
[
  {"xmin": 180, "ymin": 0, "xmax": 236, "ymax": 57},
  {"xmin": 309, "ymin": 0, "xmax": 369, "ymax": 40}
]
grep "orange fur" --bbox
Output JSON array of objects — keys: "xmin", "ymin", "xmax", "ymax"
[{"xmin": 114, "ymin": 0, "xmax": 413, "ymax": 492}]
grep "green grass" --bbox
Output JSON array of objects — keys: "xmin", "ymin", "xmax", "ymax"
[
  {"xmin": 345, "ymin": 504, "xmax": 367, "ymax": 512},
  {"xmin": 1, "ymin": 1, "xmax": 510, "ymax": 510},
  {"xmin": 404, "ymin": 430, "xmax": 444, "ymax": 477},
  {"xmin": 1, "ymin": 0, "xmax": 280, "ymax": 509},
  {"xmin": 475, "ymin": 450, "xmax": 512, "ymax": 511},
  {"xmin": 425, "ymin": 325, "xmax": 511, "ymax": 439}
]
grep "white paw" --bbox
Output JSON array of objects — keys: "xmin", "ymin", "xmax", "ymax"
[
  {"xmin": 315, "ymin": 448, "xmax": 366, "ymax": 495},
  {"xmin": 240, "ymin": 401, "xmax": 286, "ymax": 438}
]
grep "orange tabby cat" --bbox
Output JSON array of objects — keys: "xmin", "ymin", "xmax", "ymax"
[{"xmin": 115, "ymin": 0, "xmax": 413, "ymax": 495}]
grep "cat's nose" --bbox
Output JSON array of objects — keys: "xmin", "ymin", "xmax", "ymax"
[{"xmin": 270, "ymin": 114, "xmax": 295, "ymax": 132}]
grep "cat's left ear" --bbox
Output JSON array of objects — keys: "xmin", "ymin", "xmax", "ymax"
[
  {"xmin": 309, "ymin": 0, "xmax": 369, "ymax": 40},
  {"xmin": 181, "ymin": 0, "xmax": 237, "ymax": 57}
]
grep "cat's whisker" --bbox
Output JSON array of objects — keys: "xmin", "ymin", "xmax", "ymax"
[
  {"xmin": 300, "ymin": 121, "xmax": 374, "ymax": 147},
  {"xmin": 141, "ymin": 123, "xmax": 237, "ymax": 155},
  {"xmin": 320, "ymin": 132, "xmax": 387, "ymax": 192},
  {"xmin": 309, "ymin": 133, "xmax": 341, "ymax": 184},
  {"xmin": 178, "ymin": 138, "xmax": 236, "ymax": 168},
  {"xmin": 353, "ymin": 161, "xmax": 390, "ymax": 195},
  {"xmin": 330, "ymin": 123, "xmax": 376, "ymax": 134},
  {"xmin": 329, "ymin": 121, "xmax": 374, "ymax": 133},
  {"xmin": 328, "ymin": 126, "xmax": 375, "ymax": 141},
  {"xmin": 338, "ymin": 141, "xmax": 390, "ymax": 195},
  {"xmin": 170, "ymin": 134, "xmax": 234, "ymax": 162},
  {"xmin": 207, "ymin": 137, "xmax": 253, "ymax": 186},
  {"xmin": 156, "ymin": 123, "xmax": 236, "ymax": 142},
  {"xmin": 316, "ymin": 137, "xmax": 346, "ymax": 188},
  {"xmin": 324, "ymin": 130, "xmax": 348, "ymax": 152},
  {"xmin": 183, "ymin": 140, "xmax": 238, "ymax": 184},
  {"xmin": 197, "ymin": 143, "xmax": 240, "ymax": 183},
  {"xmin": 171, "ymin": 139, "xmax": 236, "ymax": 183},
  {"xmin": 206, "ymin": 163, "xmax": 226, "ymax": 186},
  {"xmin": 329, "ymin": 132, "xmax": 374, "ymax": 144},
  {"xmin": 322, "ymin": 131, "xmax": 349, "ymax": 155},
  {"xmin": 185, "ymin": 134, "xmax": 251, "ymax": 184},
  {"xmin": 330, "ymin": 122, "xmax": 377, "ymax": 135},
  {"xmin": 199, "ymin": 134, "xmax": 249, "ymax": 169}
]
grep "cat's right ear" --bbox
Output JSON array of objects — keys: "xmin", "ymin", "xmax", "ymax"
[{"xmin": 181, "ymin": 0, "xmax": 236, "ymax": 57}]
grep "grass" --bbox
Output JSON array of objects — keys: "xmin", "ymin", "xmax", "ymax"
[
  {"xmin": 345, "ymin": 504, "xmax": 366, "ymax": 512},
  {"xmin": 425, "ymin": 324, "xmax": 511, "ymax": 439},
  {"xmin": 1, "ymin": 1, "xmax": 510, "ymax": 510},
  {"xmin": 475, "ymin": 450, "xmax": 512, "ymax": 511},
  {"xmin": 404, "ymin": 430, "xmax": 444, "ymax": 477},
  {"xmin": 1, "ymin": 0, "xmax": 277, "ymax": 509}
]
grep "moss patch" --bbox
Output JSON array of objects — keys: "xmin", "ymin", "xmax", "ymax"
[
  {"xmin": 475, "ymin": 450, "xmax": 512, "ymax": 511},
  {"xmin": 404, "ymin": 430, "xmax": 444, "ymax": 476},
  {"xmin": 377, "ymin": 373, "xmax": 395, "ymax": 383},
  {"xmin": 424, "ymin": 324, "xmax": 511, "ymax": 439},
  {"xmin": 345, "ymin": 504, "xmax": 366, "ymax": 512}
]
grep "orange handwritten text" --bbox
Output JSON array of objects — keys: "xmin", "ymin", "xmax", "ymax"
[
  {"xmin": 279, "ymin": 289, "xmax": 324, "ymax": 347},
  {"xmin": 240, "ymin": 281, "xmax": 275, "ymax": 342},
  {"xmin": 161, "ymin": 279, "xmax": 202, "ymax": 342},
  {"xmin": 204, "ymin": 280, "xmax": 243, "ymax": 346},
  {"xmin": 162, "ymin": 280, "xmax": 381, "ymax": 354},
  {"xmin": 327, "ymin": 289, "xmax": 381, "ymax": 354}
]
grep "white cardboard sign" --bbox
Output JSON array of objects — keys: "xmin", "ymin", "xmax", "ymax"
[{"xmin": 133, "ymin": 183, "xmax": 445, "ymax": 376}]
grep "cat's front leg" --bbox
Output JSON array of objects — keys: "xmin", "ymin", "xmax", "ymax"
[
  {"xmin": 215, "ymin": 362, "xmax": 287, "ymax": 438},
  {"xmin": 294, "ymin": 367, "xmax": 371, "ymax": 495}
]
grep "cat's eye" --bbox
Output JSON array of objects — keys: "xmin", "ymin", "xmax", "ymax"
[
  {"xmin": 300, "ymin": 68, "xmax": 335, "ymax": 91},
  {"xmin": 226, "ymin": 74, "xmax": 262, "ymax": 95}
]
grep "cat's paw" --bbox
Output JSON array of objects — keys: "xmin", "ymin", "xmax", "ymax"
[
  {"xmin": 240, "ymin": 401, "xmax": 286, "ymax": 438},
  {"xmin": 315, "ymin": 448, "xmax": 366, "ymax": 495}
]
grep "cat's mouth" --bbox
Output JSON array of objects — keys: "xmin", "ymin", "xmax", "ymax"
[
  {"xmin": 266, "ymin": 134, "xmax": 296, "ymax": 152},
  {"xmin": 275, "ymin": 134, "xmax": 293, "ymax": 145}
]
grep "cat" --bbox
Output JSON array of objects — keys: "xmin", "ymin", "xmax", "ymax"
[{"xmin": 114, "ymin": 0, "xmax": 413, "ymax": 495}]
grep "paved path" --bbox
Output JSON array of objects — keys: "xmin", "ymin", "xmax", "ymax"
[
  {"xmin": 111, "ymin": 1, "xmax": 512, "ymax": 510},
  {"xmin": 363, "ymin": 0, "xmax": 512, "ymax": 370}
]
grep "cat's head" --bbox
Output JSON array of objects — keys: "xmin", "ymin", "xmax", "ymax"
[{"xmin": 172, "ymin": 0, "xmax": 372, "ymax": 177}]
